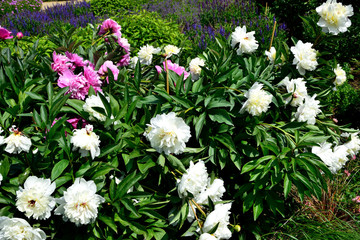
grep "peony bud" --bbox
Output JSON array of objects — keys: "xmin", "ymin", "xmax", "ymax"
[
  {"xmin": 234, "ymin": 225, "xmax": 241, "ymax": 232},
  {"xmin": 16, "ymin": 32, "xmax": 23, "ymax": 39}
]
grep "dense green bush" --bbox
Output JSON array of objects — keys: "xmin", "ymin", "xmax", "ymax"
[
  {"xmin": 114, "ymin": 10, "xmax": 192, "ymax": 58},
  {"xmin": 0, "ymin": 0, "xmax": 42, "ymax": 17},
  {"xmin": 90, "ymin": 0, "xmax": 149, "ymax": 16}
]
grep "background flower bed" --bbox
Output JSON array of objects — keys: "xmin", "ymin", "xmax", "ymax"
[{"xmin": 0, "ymin": 0, "xmax": 360, "ymax": 239}]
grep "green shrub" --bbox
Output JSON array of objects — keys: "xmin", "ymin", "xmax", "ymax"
[
  {"xmin": 114, "ymin": 10, "xmax": 192, "ymax": 58},
  {"xmin": 90, "ymin": 0, "xmax": 149, "ymax": 16},
  {"xmin": 327, "ymin": 83, "xmax": 360, "ymax": 127},
  {"xmin": 0, "ymin": 0, "xmax": 42, "ymax": 17}
]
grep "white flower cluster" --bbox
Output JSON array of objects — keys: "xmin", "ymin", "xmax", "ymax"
[
  {"xmin": 164, "ymin": 44, "xmax": 181, "ymax": 58},
  {"xmin": 265, "ymin": 47, "xmax": 277, "ymax": 64},
  {"xmin": 312, "ymin": 133, "xmax": 360, "ymax": 173},
  {"xmin": 295, "ymin": 94, "xmax": 321, "ymax": 125},
  {"xmin": 55, "ymin": 178, "xmax": 105, "ymax": 226},
  {"xmin": 0, "ymin": 126, "xmax": 32, "ymax": 154},
  {"xmin": 144, "ymin": 112, "xmax": 191, "ymax": 155},
  {"xmin": 189, "ymin": 57, "xmax": 205, "ymax": 81},
  {"xmin": 231, "ymin": 26, "xmax": 259, "ymax": 55},
  {"xmin": 240, "ymin": 82, "xmax": 272, "ymax": 116},
  {"xmin": 16, "ymin": 176, "xmax": 56, "ymax": 220},
  {"xmin": 177, "ymin": 161, "xmax": 227, "ymax": 224},
  {"xmin": 0, "ymin": 217, "xmax": 46, "ymax": 240},
  {"xmin": 291, "ymin": 40, "xmax": 318, "ymax": 75},
  {"xmin": 83, "ymin": 94, "xmax": 109, "ymax": 122},
  {"xmin": 137, "ymin": 44, "xmax": 161, "ymax": 65},
  {"xmin": 201, "ymin": 203, "xmax": 232, "ymax": 240},
  {"xmin": 280, "ymin": 77, "xmax": 308, "ymax": 107},
  {"xmin": 280, "ymin": 77, "xmax": 321, "ymax": 124},
  {"xmin": 13, "ymin": 175, "xmax": 105, "ymax": 228},
  {"xmin": 333, "ymin": 64, "xmax": 346, "ymax": 87},
  {"xmin": 316, "ymin": 0, "xmax": 353, "ymax": 35},
  {"xmin": 71, "ymin": 124, "xmax": 101, "ymax": 159}
]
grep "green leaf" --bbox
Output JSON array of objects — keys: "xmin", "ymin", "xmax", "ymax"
[
  {"xmin": 214, "ymin": 134, "xmax": 236, "ymax": 152},
  {"xmin": 25, "ymin": 91, "xmax": 45, "ymax": 102},
  {"xmin": 51, "ymin": 160, "xmax": 70, "ymax": 181},
  {"xmin": 166, "ymin": 154, "xmax": 186, "ymax": 172},
  {"xmin": 283, "ymin": 174, "xmax": 291, "ymax": 198},
  {"xmin": 195, "ymin": 112, "xmax": 206, "ymax": 140},
  {"xmin": 115, "ymin": 171, "xmax": 143, "ymax": 200},
  {"xmin": 208, "ymin": 108, "xmax": 233, "ymax": 126},
  {"xmin": 253, "ymin": 198, "xmax": 263, "ymax": 220},
  {"xmin": 241, "ymin": 155, "xmax": 275, "ymax": 174},
  {"xmin": 98, "ymin": 215, "xmax": 118, "ymax": 233}
]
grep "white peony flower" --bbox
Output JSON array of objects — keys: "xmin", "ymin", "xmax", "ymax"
[
  {"xmin": 240, "ymin": 82, "xmax": 272, "ymax": 116},
  {"xmin": 54, "ymin": 178, "xmax": 105, "ymax": 226},
  {"xmin": 0, "ymin": 173, "xmax": 2, "ymax": 185},
  {"xmin": 291, "ymin": 40, "xmax": 318, "ymax": 75},
  {"xmin": 203, "ymin": 203, "xmax": 232, "ymax": 239},
  {"xmin": 199, "ymin": 233, "xmax": 218, "ymax": 240},
  {"xmin": 333, "ymin": 64, "xmax": 346, "ymax": 87},
  {"xmin": 144, "ymin": 112, "xmax": 191, "ymax": 155},
  {"xmin": 0, "ymin": 217, "xmax": 46, "ymax": 240},
  {"xmin": 70, "ymin": 125, "xmax": 101, "ymax": 159},
  {"xmin": 265, "ymin": 47, "xmax": 277, "ymax": 64},
  {"xmin": 316, "ymin": 0, "xmax": 353, "ymax": 35},
  {"xmin": 231, "ymin": 26, "xmax": 258, "ymax": 55},
  {"xmin": 0, "ymin": 127, "xmax": 4, "ymax": 145},
  {"xmin": 137, "ymin": 44, "xmax": 161, "ymax": 65},
  {"xmin": 280, "ymin": 77, "xmax": 308, "ymax": 107},
  {"xmin": 83, "ymin": 95, "xmax": 109, "ymax": 122},
  {"xmin": 295, "ymin": 94, "xmax": 321, "ymax": 125},
  {"xmin": 177, "ymin": 160, "xmax": 208, "ymax": 198},
  {"xmin": 312, "ymin": 142, "xmax": 334, "ymax": 170},
  {"xmin": 3, "ymin": 126, "xmax": 32, "ymax": 154},
  {"xmin": 16, "ymin": 176, "xmax": 56, "ymax": 220},
  {"xmin": 129, "ymin": 56, "xmax": 139, "ymax": 69},
  {"xmin": 164, "ymin": 45, "xmax": 181, "ymax": 57},
  {"xmin": 189, "ymin": 57, "xmax": 205, "ymax": 81},
  {"xmin": 344, "ymin": 133, "xmax": 360, "ymax": 156},
  {"xmin": 195, "ymin": 179, "xmax": 226, "ymax": 205},
  {"xmin": 312, "ymin": 142, "xmax": 350, "ymax": 174}
]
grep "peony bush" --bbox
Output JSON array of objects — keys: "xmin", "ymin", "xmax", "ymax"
[{"xmin": 0, "ymin": 1, "xmax": 358, "ymax": 239}]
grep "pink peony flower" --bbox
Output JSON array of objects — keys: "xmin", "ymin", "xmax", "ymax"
[
  {"xmin": 57, "ymin": 69, "xmax": 87, "ymax": 100},
  {"xmin": 0, "ymin": 27, "xmax": 13, "ymax": 40},
  {"xmin": 83, "ymin": 66, "xmax": 102, "ymax": 94},
  {"xmin": 98, "ymin": 19, "xmax": 121, "ymax": 37},
  {"xmin": 65, "ymin": 52, "xmax": 88, "ymax": 68},
  {"xmin": 155, "ymin": 60, "xmax": 190, "ymax": 80},
  {"xmin": 67, "ymin": 117, "xmax": 87, "ymax": 129},
  {"xmin": 117, "ymin": 37, "xmax": 131, "ymax": 67},
  {"xmin": 51, "ymin": 51, "xmax": 73, "ymax": 74},
  {"xmin": 98, "ymin": 60, "xmax": 119, "ymax": 82},
  {"xmin": 352, "ymin": 196, "xmax": 360, "ymax": 203},
  {"xmin": 16, "ymin": 32, "xmax": 23, "ymax": 39}
]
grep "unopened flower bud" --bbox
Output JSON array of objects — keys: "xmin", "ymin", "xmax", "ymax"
[
  {"xmin": 234, "ymin": 225, "xmax": 241, "ymax": 232},
  {"xmin": 161, "ymin": 53, "xmax": 168, "ymax": 58},
  {"xmin": 16, "ymin": 32, "xmax": 23, "ymax": 39},
  {"xmin": 332, "ymin": 118, "xmax": 338, "ymax": 123}
]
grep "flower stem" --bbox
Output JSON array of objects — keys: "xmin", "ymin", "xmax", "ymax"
[
  {"xmin": 269, "ymin": 21, "xmax": 277, "ymax": 51},
  {"xmin": 189, "ymin": 200, "xmax": 202, "ymax": 232},
  {"xmin": 191, "ymin": 199, "xmax": 206, "ymax": 217},
  {"xmin": 165, "ymin": 60, "xmax": 169, "ymax": 94}
]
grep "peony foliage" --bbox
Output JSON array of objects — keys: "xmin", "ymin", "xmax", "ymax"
[{"xmin": 0, "ymin": 1, "xmax": 357, "ymax": 238}]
